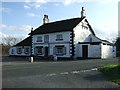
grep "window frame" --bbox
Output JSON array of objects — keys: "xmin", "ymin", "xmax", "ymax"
[
  {"xmin": 56, "ymin": 34, "xmax": 63, "ymax": 41},
  {"xmin": 24, "ymin": 47, "xmax": 30, "ymax": 54},
  {"xmin": 44, "ymin": 35, "xmax": 49, "ymax": 43},
  {"xmin": 17, "ymin": 47, "xmax": 22, "ymax": 54},
  {"xmin": 54, "ymin": 46, "xmax": 66, "ymax": 56},
  {"xmin": 36, "ymin": 46, "xmax": 43, "ymax": 55},
  {"xmin": 36, "ymin": 36, "xmax": 42, "ymax": 42},
  {"xmin": 11, "ymin": 49, "xmax": 14, "ymax": 54}
]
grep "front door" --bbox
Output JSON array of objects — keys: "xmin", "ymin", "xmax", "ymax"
[
  {"xmin": 82, "ymin": 45, "xmax": 88, "ymax": 58},
  {"xmin": 45, "ymin": 47, "xmax": 49, "ymax": 56}
]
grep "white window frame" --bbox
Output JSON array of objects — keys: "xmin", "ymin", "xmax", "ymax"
[
  {"xmin": 56, "ymin": 34, "xmax": 63, "ymax": 41},
  {"xmin": 24, "ymin": 47, "xmax": 30, "ymax": 54},
  {"xmin": 11, "ymin": 49, "xmax": 14, "ymax": 54},
  {"xmin": 37, "ymin": 36, "xmax": 42, "ymax": 42},
  {"xmin": 17, "ymin": 47, "xmax": 22, "ymax": 54},
  {"xmin": 44, "ymin": 35, "xmax": 49, "ymax": 43},
  {"xmin": 54, "ymin": 46, "xmax": 66, "ymax": 56},
  {"xmin": 36, "ymin": 46, "xmax": 43, "ymax": 55}
]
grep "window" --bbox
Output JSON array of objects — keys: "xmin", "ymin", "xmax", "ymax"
[
  {"xmin": 36, "ymin": 46, "xmax": 43, "ymax": 55},
  {"xmin": 17, "ymin": 48, "xmax": 22, "ymax": 54},
  {"xmin": 11, "ymin": 49, "xmax": 14, "ymax": 54},
  {"xmin": 44, "ymin": 35, "xmax": 49, "ymax": 43},
  {"xmin": 24, "ymin": 47, "xmax": 30, "ymax": 54},
  {"xmin": 54, "ymin": 46, "xmax": 66, "ymax": 56},
  {"xmin": 56, "ymin": 34, "xmax": 63, "ymax": 41},
  {"xmin": 37, "ymin": 36, "xmax": 42, "ymax": 42}
]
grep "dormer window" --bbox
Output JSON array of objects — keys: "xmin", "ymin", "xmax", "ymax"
[
  {"xmin": 56, "ymin": 34, "xmax": 63, "ymax": 41},
  {"xmin": 37, "ymin": 36, "xmax": 42, "ymax": 42}
]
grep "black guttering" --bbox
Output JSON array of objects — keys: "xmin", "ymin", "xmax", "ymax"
[
  {"xmin": 70, "ymin": 31, "xmax": 75, "ymax": 59},
  {"xmin": 84, "ymin": 19, "xmax": 96, "ymax": 36}
]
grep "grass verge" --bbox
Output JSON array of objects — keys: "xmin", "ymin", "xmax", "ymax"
[{"xmin": 98, "ymin": 64, "xmax": 120, "ymax": 85}]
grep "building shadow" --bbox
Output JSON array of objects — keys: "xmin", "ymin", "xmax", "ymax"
[{"xmin": 83, "ymin": 72, "xmax": 107, "ymax": 82}]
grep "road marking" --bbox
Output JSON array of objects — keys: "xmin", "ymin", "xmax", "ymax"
[
  {"xmin": 91, "ymin": 68, "xmax": 97, "ymax": 71},
  {"xmin": 46, "ymin": 73, "xmax": 56, "ymax": 76},
  {"xmin": 45, "ymin": 68, "xmax": 98, "ymax": 77},
  {"xmin": 60, "ymin": 72, "xmax": 69, "ymax": 75},
  {"xmin": 71, "ymin": 71, "xmax": 80, "ymax": 74}
]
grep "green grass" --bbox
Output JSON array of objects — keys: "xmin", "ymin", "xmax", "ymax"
[
  {"xmin": 101, "ymin": 57, "xmax": 120, "ymax": 60},
  {"xmin": 98, "ymin": 64, "xmax": 120, "ymax": 85}
]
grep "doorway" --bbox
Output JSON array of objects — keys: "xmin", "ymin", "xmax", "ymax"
[
  {"xmin": 82, "ymin": 45, "xmax": 88, "ymax": 58},
  {"xmin": 45, "ymin": 47, "xmax": 49, "ymax": 56}
]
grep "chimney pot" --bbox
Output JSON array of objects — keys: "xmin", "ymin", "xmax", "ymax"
[{"xmin": 43, "ymin": 14, "xmax": 49, "ymax": 24}]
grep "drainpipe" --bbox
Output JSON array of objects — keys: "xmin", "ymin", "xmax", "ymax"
[{"xmin": 29, "ymin": 27, "xmax": 34, "ymax": 62}]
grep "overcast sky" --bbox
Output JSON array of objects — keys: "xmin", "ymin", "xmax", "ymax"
[{"xmin": 0, "ymin": 0, "xmax": 119, "ymax": 43}]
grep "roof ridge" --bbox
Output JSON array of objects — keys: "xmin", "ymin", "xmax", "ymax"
[{"xmin": 43, "ymin": 17, "xmax": 82, "ymax": 25}]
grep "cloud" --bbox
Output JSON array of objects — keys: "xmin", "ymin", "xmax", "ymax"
[
  {"xmin": 24, "ymin": 5, "xmax": 31, "ymax": 9},
  {"xmin": 24, "ymin": 0, "xmax": 48, "ymax": 9},
  {"xmin": 35, "ymin": 4, "xmax": 41, "ymax": 8},
  {"xmin": 3, "ymin": 0, "xmax": 120, "ymax": 4},
  {"xmin": 0, "ymin": 24, "xmax": 31, "ymax": 39},
  {"xmin": 0, "ymin": 32, "xmax": 8, "ymax": 38},
  {"xmin": 27, "ymin": 13, "xmax": 38, "ymax": 16},
  {"xmin": 22, "ymin": 0, "xmax": 120, "ymax": 9},
  {"xmin": 93, "ymin": 22, "xmax": 118, "ymax": 41}
]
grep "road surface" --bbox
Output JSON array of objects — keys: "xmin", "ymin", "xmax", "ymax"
[{"xmin": 2, "ymin": 57, "xmax": 120, "ymax": 88}]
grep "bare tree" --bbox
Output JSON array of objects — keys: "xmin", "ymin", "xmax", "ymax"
[
  {"xmin": 2, "ymin": 36, "xmax": 23, "ymax": 46},
  {"xmin": 1, "ymin": 36, "xmax": 23, "ymax": 56}
]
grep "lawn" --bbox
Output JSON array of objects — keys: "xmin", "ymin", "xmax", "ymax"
[{"xmin": 98, "ymin": 64, "xmax": 120, "ymax": 85}]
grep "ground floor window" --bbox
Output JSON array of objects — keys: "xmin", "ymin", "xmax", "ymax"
[
  {"xmin": 24, "ymin": 47, "xmax": 30, "ymax": 54},
  {"xmin": 36, "ymin": 46, "xmax": 43, "ymax": 55},
  {"xmin": 11, "ymin": 49, "xmax": 14, "ymax": 54},
  {"xmin": 17, "ymin": 47, "xmax": 22, "ymax": 54},
  {"xmin": 54, "ymin": 45, "xmax": 66, "ymax": 56}
]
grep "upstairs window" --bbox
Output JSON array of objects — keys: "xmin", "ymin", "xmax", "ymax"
[
  {"xmin": 56, "ymin": 34, "xmax": 63, "ymax": 41},
  {"xmin": 44, "ymin": 35, "xmax": 49, "ymax": 43},
  {"xmin": 17, "ymin": 47, "xmax": 22, "ymax": 54},
  {"xmin": 37, "ymin": 36, "xmax": 42, "ymax": 42}
]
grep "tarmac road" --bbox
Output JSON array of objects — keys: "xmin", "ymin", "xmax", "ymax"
[{"xmin": 2, "ymin": 57, "xmax": 120, "ymax": 88}]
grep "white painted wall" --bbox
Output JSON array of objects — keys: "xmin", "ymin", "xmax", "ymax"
[
  {"xmin": 32, "ymin": 31, "xmax": 71, "ymax": 57},
  {"xmin": 90, "ymin": 34, "xmax": 101, "ymax": 42},
  {"xmin": 101, "ymin": 44, "xmax": 116, "ymax": 58},
  {"xmin": 89, "ymin": 45, "xmax": 101, "ymax": 58},
  {"xmin": 73, "ymin": 19, "xmax": 92, "ymax": 44},
  {"xmin": 9, "ymin": 46, "xmax": 31, "ymax": 56},
  {"xmin": 33, "ymin": 31, "xmax": 71, "ymax": 44},
  {"xmin": 76, "ymin": 44, "xmax": 101, "ymax": 58}
]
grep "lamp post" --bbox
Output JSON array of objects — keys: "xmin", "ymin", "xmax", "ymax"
[{"xmin": 29, "ymin": 27, "xmax": 34, "ymax": 62}]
